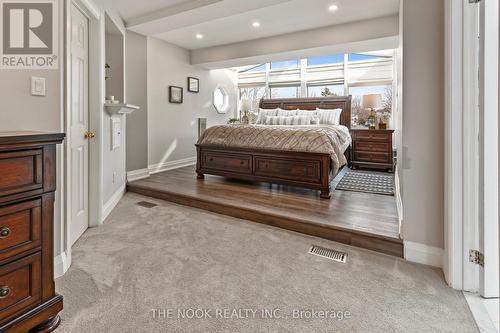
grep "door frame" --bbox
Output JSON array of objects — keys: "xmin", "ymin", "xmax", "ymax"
[{"xmin": 62, "ymin": 0, "xmax": 103, "ymax": 274}]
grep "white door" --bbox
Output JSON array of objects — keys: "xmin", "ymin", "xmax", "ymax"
[
  {"xmin": 70, "ymin": 4, "xmax": 90, "ymax": 245},
  {"xmin": 478, "ymin": 0, "xmax": 499, "ymax": 298}
]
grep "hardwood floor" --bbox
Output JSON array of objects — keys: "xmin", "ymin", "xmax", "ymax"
[{"xmin": 127, "ymin": 166, "xmax": 403, "ymax": 257}]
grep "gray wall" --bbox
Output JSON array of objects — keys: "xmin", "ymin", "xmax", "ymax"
[
  {"xmin": 147, "ymin": 37, "xmax": 237, "ymax": 168},
  {"xmin": 125, "ymin": 32, "xmax": 148, "ymax": 171},
  {"xmin": 402, "ymin": 0, "xmax": 445, "ymax": 248}
]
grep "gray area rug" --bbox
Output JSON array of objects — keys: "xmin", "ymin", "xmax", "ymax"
[
  {"xmin": 336, "ymin": 170, "xmax": 395, "ymax": 196},
  {"xmin": 55, "ymin": 193, "xmax": 477, "ymax": 333}
]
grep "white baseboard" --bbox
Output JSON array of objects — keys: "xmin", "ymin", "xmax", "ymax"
[
  {"xmin": 404, "ymin": 240, "xmax": 444, "ymax": 267},
  {"xmin": 54, "ymin": 251, "xmax": 70, "ymax": 279},
  {"xmin": 127, "ymin": 168, "xmax": 150, "ymax": 182},
  {"xmin": 102, "ymin": 183, "xmax": 126, "ymax": 222},
  {"xmin": 149, "ymin": 156, "xmax": 196, "ymax": 174}
]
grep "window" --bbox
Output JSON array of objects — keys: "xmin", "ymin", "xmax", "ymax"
[
  {"xmin": 307, "ymin": 54, "xmax": 343, "ymax": 67},
  {"xmin": 213, "ymin": 86, "xmax": 229, "ymax": 113},
  {"xmin": 270, "ymin": 60, "xmax": 299, "ymax": 71},
  {"xmin": 240, "ymin": 64, "xmax": 266, "ymax": 73},
  {"xmin": 307, "ymin": 84, "xmax": 344, "ymax": 97},
  {"xmin": 348, "ymin": 53, "xmax": 384, "ymax": 62},
  {"xmin": 269, "ymin": 86, "xmax": 300, "ymax": 99},
  {"xmin": 349, "ymin": 85, "xmax": 392, "ymax": 128},
  {"xmin": 239, "ymin": 86, "xmax": 266, "ymax": 111}
]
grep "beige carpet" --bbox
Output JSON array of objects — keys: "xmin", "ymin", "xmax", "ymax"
[{"xmin": 55, "ymin": 193, "xmax": 477, "ymax": 333}]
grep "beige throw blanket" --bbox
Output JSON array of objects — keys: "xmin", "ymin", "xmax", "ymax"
[{"xmin": 198, "ymin": 124, "xmax": 352, "ymax": 175}]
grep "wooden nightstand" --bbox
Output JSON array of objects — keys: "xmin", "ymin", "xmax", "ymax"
[{"xmin": 350, "ymin": 129, "xmax": 394, "ymax": 172}]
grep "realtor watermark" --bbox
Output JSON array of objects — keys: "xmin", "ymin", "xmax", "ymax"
[
  {"xmin": 151, "ymin": 308, "xmax": 352, "ymax": 321},
  {"xmin": 0, "ymin": 0, "xmax": 59, "ymax": 69}
]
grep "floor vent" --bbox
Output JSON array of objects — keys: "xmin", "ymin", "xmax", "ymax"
[
  {"xmin": 136, "ymin": 201, "xmax": 158, "ymax": 208},
  {"xmin": 308, "ymin": 245, "xmax": 347, "ymax": 263}
]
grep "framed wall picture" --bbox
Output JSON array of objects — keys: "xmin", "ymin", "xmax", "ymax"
[
  {"xmin": 169, "ymin": 86, "xmax": 183, "ymax": 103},
  {"xmin": 187, "ymin": 77, "xmax": 199, "ymax": 93}
]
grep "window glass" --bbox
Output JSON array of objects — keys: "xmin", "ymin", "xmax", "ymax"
[
  {"xmin": 270, "ymin": 60, "xmax": 299, "ymax": 70},
  {"xmin": 349, "ymin": 85, "xmax": 392, "ymax": 128},
  {"xmin": 307, "ymin": 54, "xmax": 343, "ymax": 66},
  {"xmin": 307, "ymin": 84, "xmax": 344, "ymax": 97},
  {"xmin": 269, "ymin": 86, "xmax": 300, "ymax": 98},
  {"xmin": 213, "ymin": 87, "xmax": 229, "ymax": 113},
  {"xmin": 239, "ymin": 87, "xmax": 266, "ymax": 111},
  {"xmin": 348, "ymin": 53, "xmax": 384, "ymax": 62}
]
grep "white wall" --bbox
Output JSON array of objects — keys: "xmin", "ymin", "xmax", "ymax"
[
  {"xmin": 147, "ymin": 37, "xmax": 237, "ymax": 169},
  {"xmin": 402, "ymin": 0, "xmax": 445, "ymax": 249}
]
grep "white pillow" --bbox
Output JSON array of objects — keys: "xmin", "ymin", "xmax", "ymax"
[
  {"xmin": 297, "ymin": 109, "xmax": 319, "ymax": 125},
  {"xmin": 265, "ymin": 115, "xmax": 314, "ymax": 126},
  {"xmin": 256, "ymin": 108, "xmax": 278, "ymax": 124},
  {"xmin": 316, "ymin": 108, "xmax": 342, "ymax": 125},
  {"xmin": 276, "ymin": 108, "xmax": 298, "ymax": 117}
]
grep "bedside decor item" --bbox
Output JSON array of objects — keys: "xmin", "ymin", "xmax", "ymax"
[
  {"xmin": 169, "ymin": 86, "xmax": 183, "ymax": 104},
  {"xmin": 363, "ymin": 94, "xmax": 382, "ymax": 130},
  {"xmin": 240, "ymin": 98, "xmax": 252, "ymax": 124},
  {"xmin": 350, "ymin": 129, "xmax": 394, "ymax": 172},
  {"xmin": 227, "ymin": 118, "xmax": 240, "ymax": 124},
  {"xmin": 187, "ymin": 77, "xmax": 199, "ymax": 93}
]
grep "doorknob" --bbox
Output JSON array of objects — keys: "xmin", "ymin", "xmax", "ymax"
[{"xmin": 84, "ymin": 131, "xmax": 95, "ymax": 139}]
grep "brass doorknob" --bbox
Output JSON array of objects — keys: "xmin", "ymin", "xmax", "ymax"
[{"xmin": 84, "ymin": 131, "xmax": 95, "ymax": 139}]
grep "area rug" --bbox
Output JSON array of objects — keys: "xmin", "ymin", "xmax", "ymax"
[{"xmin": 335, "ymin": 170, "xmax": 395, "ymax": 196}]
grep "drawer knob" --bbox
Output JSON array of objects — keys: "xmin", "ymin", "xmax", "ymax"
[
  {"xmin": 240, "ymin": 161, "xmax": 245, "ymax": 165},
  {"xmin": 0, "ymin": 286, "xmax": 10, "ymax": 298},
  {"xmin": 0, "ymin": 227, "xmax": 10, "ymax": 239}
]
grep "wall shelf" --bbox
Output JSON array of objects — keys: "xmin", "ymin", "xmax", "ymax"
[{"xmin": 104, "ymin": 103, "xmax": 140, "ymax": 115}]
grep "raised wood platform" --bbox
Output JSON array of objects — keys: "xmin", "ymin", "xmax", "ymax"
[{"xmin": 127, "ymin": 166, "xmax": 403, "ymax": 257}]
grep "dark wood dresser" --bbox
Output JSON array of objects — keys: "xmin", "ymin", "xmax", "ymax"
[
  {"xmin": 350, "ymin": 129, "xmax": 394, "ymax": 172},
  {"xmin": 0, "ymin": 132, "xmax": 64, "ymax": 332}
]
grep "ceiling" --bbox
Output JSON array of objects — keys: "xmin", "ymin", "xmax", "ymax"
[{"xmin": 115, "ymin": 0, "xmax": 400, "ymax": 50}]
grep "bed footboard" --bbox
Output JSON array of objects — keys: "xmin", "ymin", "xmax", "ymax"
[{"xmin": 196, "ymin": 144, "xmax": 332, "ymax": 199}]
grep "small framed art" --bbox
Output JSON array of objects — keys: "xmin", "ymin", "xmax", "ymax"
[
  {"xmin": 169, "ymin": 86, "xmax": 183, "ymax": 103},
  {"xmin": 187, "ymin": 77, "xmax": 199, "ymax": 93}
]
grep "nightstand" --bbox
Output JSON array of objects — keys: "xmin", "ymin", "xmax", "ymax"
[{"xmin": 350, "ymin": 129, "xmax": 394, "ymax": 172}]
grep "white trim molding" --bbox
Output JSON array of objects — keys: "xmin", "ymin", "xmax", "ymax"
[
  {"xmin": 54, "ymin": 251, "xmax": 71, "ymax": 279},
  {"xmin": 394, "ymin": 165, "xmax": 403, "ymax": 236},
  {"xmin": 404, "ymin": 241, "xmax": 444, "ymax": 268},
  {"xmin": 127, "ymin": 168, "xmax": 150, "ymax": 182},
  {"xmin": 149, "ymin": 156, "xmax": 196, "ymax": 175},
  {"xmin": 101, "ymin": 184, "xmax": 126, "ymax": 222}
]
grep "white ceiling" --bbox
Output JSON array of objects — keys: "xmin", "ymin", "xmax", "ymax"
[{"xmin": 116, "ymin": 0, "xmax": 400, "ymax": 50}]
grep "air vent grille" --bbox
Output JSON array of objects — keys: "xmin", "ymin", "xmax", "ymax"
[
  {"xmin": 308, "ymin": 245, "xmax": 347, "ymax": 263},
  {"xmin": 136, "ymin": 201, "xmax": 158, "ymax": 208}
]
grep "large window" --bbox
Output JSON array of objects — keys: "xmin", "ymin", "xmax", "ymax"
[
  {"xmin": 270, "ymin": 60, "xmax": 299, "ymax": 71},
  {"xmin": 269, "ymin": 86, "xmax": 300, "ymax": 99},
  {"xmin": 239, "ymin": 86, "xmax": 266, "ymax": 111},
  {"xmin": 307, "ymin": 84, "xmax": 344, "ymax": 97},
  {"xmin": 349, "ymin": 85, "xmax": 392, "ymax": 128},
  {"xmin": 307, "ymin": 54, "xmax": 343, "ymax": 67},
  {"xmin": 240, "ymin": 64, "xmax": 266, "ymax": 73}
]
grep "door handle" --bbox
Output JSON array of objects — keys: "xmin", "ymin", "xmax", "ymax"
[{"xmin": 84, "ymin": 131, "xmax": 95, "ymax": 139}]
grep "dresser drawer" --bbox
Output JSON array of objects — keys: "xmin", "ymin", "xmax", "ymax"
[
  {"xmin": 352, "ymin": 131, "xmax": 391, "ymax": 141},
  {"xmin": 0, "ymin": 253, "xmax": 41, "ymax": 322},
  {"xmin": 354, "ymin": 141, "xmax": 389, "ymax": 153},
  {"xmin": 201, "ymin": 151, "xmax": 252, "ymax": 174},
  {"xmin": 354, "ymin": 151, "xmax": 391, "ymax": 164},
  {"xmin": 254, "ymin": 156, "xmax": 321, "ymax": 182},
  {"xmin": 0, "ymin": 199, "xmax": 42, "ymax": 262},
  {"xmin": 0, "ymin": 150, "xmax": 43, "ymax": 198}
]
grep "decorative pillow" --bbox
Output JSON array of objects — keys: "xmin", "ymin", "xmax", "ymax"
[
  {"xmin": 256, "ymin": 108, "xmax": 278, "ymax": 124},
  {"xmin": 276, "ymin": 108, "xmax": 298, "ymax": 117},
  {"xmin": 297, "ymin": 110, "xmax": 319, "ymax": 124},
  {"xmin": 316, "ymin": 108, "xmax": 342, "ymax": 125},
  {"xmin": 264, "ymin": 115, "xmax": 314, "ymax": 126}
]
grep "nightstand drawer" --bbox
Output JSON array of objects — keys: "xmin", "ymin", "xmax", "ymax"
[
  {"xmin": 354, "ymin": 141, "xmax": 389, "ymax": 153},
  {"xmin": 354, "ymin": 151, "xmax": 391, "ymax": 163},
  {"xmin": 352, "ymin": 131, "xmax": 390, "ymax": 141},
  {"xmin": 0, "ymin": 253, "xmax": 41, "ymax": 322},
  {"xmin": 0, "ymin": 150, "xmax": 43, "ymax": 198},
  {"xmin": 0, "ymin": 199, "xmax": 42, "ymax": 262}
]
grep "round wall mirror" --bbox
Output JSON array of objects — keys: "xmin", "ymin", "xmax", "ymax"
[{"xmin": 213, "ymin": 86, "xmax": 229, "ymax": 114}]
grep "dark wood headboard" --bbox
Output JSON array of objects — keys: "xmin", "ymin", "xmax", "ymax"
[{"xmin": 259, "ymin": 96, "xmax": 352, "ymax": 129}]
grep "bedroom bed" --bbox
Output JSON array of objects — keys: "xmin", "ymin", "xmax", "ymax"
[{"xmin": 195, "ymin": 96, "xmax": 352, "ymax": 199}]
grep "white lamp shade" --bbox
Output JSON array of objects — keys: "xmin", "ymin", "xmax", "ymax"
[
  {"xmin": 363, "ymin": 94, "xmax": 382, "ymax": 109},
  {"xmin": 241, "ymin": 99, "xmax": 252, "ymax": 111}
]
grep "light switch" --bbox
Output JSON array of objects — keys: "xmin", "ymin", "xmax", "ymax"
[{"xmin": 31, "ymin": 77, "xmax": 46, "ymax": 96}]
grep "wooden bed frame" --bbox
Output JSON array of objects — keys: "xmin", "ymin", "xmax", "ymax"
[{"xmin": 195, "ymin": 96, "xmax": 352, "ymax": 199}]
